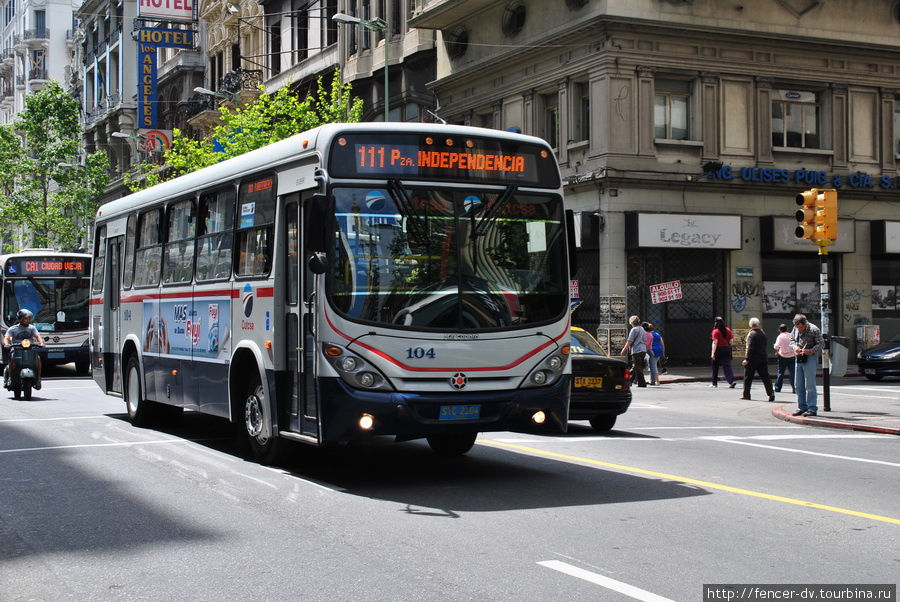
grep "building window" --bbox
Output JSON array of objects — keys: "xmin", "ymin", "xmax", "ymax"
[
  {"xmin": 772, "ymin": 89, "xmax": 819, "ymax": 149},
  {"xmin": 267, "ymin": 16, "xmax": 281, "ymax": 76},
  {"xmin": 542, "ymin": 93, "xmax": 559, "ymax": 149},
  {"xmin": 654, "ymin": 80, "xmax": 690, "ymax": 140},
  {"xmin": 576, "ymin": 81, "xmax": 590, "ymax": 142},
  {"xmin": 894, "ymin": 101, "xmax": 900, "ymax": 156}
]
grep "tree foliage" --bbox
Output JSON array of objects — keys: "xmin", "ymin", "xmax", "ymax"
[
  {"xmin": 0, "ymin": 81, "xmax": 109, "ymax": 251},
  {"xmin": 126, "ymin": 70, "xmax": 363, "ymax": 192}
]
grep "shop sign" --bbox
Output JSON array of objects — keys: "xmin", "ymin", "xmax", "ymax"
[
  {"xmin": 569, "ymin": 280, "xmax": 579, "ymax": 298},
  {"xmin": 632, "ymin": 213, "xmax": 742, "ymax": 250},
  {"xmin": 704, "ymin": 164, "xmax": 900, "ymax": 190},
  {"xmin": 736, "ymin": 267, "xmax": 754, "ymax": 278},
  {"xmin": 884, "ymin": 221, "xmax": 900, "ymax": 253},
  {"xmin": 650, "ymin": 280, "xmax": 682, "ymax": 304},
  {"xmin": 768, "ymin": 216, "xmax": 855, "ymax": 253}
]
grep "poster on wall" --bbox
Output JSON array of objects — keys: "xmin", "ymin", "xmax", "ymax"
[
  {"xmin": 598, "ymin": 296, "xmax": 626, "ymax": 326},
  {"xmin": 872, "ymin": 285, "xmax": 898, "ymax": 310},
  {"xmin": 763, "ymin": 281, "xmax": 795, "ymax": 314},
  {"xmin": 795, "ymin": 282, "xmax": 819, "ymax": 314}
]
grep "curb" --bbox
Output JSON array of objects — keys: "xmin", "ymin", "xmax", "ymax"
[{"xmin": 771, "ymin": 404, "xmax": 900, "ymax": 436}]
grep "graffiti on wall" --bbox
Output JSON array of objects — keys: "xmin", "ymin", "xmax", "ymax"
[{"xmin": 730, "ymin": 281, "xmax": 763, "ymax": 314}]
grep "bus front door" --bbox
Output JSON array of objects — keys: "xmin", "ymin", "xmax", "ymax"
[
  {"xmin": 102, "ymin": 236, "xmax": 123, "ymax": 394},
  {"xmin": 286, "ymin": 198, "xmax": 319, "ymax": 441}
]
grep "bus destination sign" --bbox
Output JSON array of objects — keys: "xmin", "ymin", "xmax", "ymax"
[
  {"xmin": 5, "ymin": 257, "xmax": 89, "ymax": 277},
  {"xmin": 328, "ymin": 133, "xmax": 560, "ymax": 187}
]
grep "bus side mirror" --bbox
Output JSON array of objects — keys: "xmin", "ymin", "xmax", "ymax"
[
  {"xmin": 307, "ymin": 194, "xmax": 330, "ymax": 254},
  {"xmin": 308, "ymin": 252, "xmax": 328, "ymax": 275},
  {"xmin": 565, "ymin": 209, "xmax": 578, "ymax": 275}
]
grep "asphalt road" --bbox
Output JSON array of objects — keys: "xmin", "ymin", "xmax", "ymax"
[{"xmin": 1, "ymin": 368, "xmax": 897, "ymax": 601}]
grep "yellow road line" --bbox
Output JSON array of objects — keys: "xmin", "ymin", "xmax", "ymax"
[{"xmin": 479, "ymin": 439, "xmax": 900, "ymax": 526}]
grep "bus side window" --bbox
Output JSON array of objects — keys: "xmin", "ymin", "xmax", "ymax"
[
  {"xmin": 122, "ymin": 214, "xmax": 136, "ymax": 289},
  {"xmin": 286, "ymin": 200, "xmax": 299, "ymax": 305},
  {"xmin": 196, "ymin": 187, "xmax": 235, "ymax": 282},
  {"xmin": 134, "ymin": 209, "xmax": 162, "ymax": 288},
  {"xmin": 92, "ymin": 226, "xmax": 107, "ymax": 293},
  {"xmin": 235, "ymin": 176, "xmax": 276, "ymax": 277},
  {"xmin": 163, "ymin": 199, "xmax": 196, "ymax": 285}
]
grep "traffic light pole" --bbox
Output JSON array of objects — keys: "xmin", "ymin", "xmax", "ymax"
[{"xmin": 819, "ymin": 249, "xmax": 830, "ymax": 412}]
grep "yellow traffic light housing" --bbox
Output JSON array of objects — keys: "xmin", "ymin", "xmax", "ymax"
[
  {"xmin": 795, "ymin": 189, "xmax": 818, "ymax": 240},
  {"xmin": 815, "ymin": 189, "xmax": 838, "ymax": 242}
]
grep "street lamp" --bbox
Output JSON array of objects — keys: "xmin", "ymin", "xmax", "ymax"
[
  {"xmin": 193, "ymin": 86, "xmax": 240, "ymax": 103},
  {"xmin": 332, "ymin": 12, "xmax": 389, "ymax": 122}
]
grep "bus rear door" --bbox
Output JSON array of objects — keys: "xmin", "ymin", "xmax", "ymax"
[{"xmin": 101, "ymin": 232, "xmax": 124, "ymax": 394}]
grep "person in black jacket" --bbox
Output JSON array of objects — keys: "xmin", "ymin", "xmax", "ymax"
[{"xmin": 740, "ymin": 317, "xmax": 774, "ymax": 401}]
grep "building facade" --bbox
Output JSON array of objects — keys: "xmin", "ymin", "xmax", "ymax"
[
  {"xmin": 0, "ymin": 0, "xmax": 78, "ymax": 124},
  {"xmin": 412, "ymin": 0, "xmax": 900, "ymax": 361}
]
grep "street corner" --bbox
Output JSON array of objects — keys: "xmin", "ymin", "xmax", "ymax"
[{"xmin": 772, "ymin": 404, "xmax": 900, "ymax": 436}]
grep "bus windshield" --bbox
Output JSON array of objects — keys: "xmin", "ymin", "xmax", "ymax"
[
  {"xmin": 2, "ymin": 278, "xmax": 90, "ymax": 331},
  {"xmin": 328, "ymin": 185, "xmax": 568, "ymax": 330}
]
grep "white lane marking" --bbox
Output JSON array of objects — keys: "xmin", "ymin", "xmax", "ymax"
[
  {"xmin": 0, "ymin": 415, "xmax": 110, "ymax": 423},
  {"xmin": 494, "ymin": 437, "xmax": 678, "ymax": 443},
  {"xmin": 707, "ymin": 436, "xmax": 900, "ymax": 468},
  {"xmin": 538, "ymin": 560, "xmax": 674, "ymax": 602},
  {"xmin": 493, "ymin": 431, "xmax": 883, "ymax": 444},
  {"xmin": 828, "ymin": 391, "xmax": 899, "ymax": 400},
  {"xmin": 831, "ymin": 386, "xmax": 900, "ymax": 392},
  {"xmin": 720, "ymin": 434, "xmax": 888, "ymax": 441},
  {"xmin": 633, "ymin": 426, "xmax": 803, "ymax": 430},
  {"xmin": 0, "ymin": 438, "xmax": 193, "ymax": 454}
]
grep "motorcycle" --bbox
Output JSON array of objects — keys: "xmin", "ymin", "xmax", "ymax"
[{"xmin": 4, "ymin": 337, "xmax": 40, "ymax": 400}]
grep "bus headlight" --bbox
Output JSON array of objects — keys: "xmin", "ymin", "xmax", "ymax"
[
  {"xmin": 322, "ymin": 343, "xmax": 394, "ymax": 392},
  {"xmin": 521, "ymin": 347, "xmax": 569, "ymax": 389}
]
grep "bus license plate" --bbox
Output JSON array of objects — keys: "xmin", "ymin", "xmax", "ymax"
[
  {"xmin": 575, "ymin": 376, "xmax": 603, "ymax": 388},
  {"xmin": 439, "ymin": 405, "xmax": 481, "ymax": 420},
  {"xmin": 47, "ymin": 352, "xmax": 65, "ymax": 359}
]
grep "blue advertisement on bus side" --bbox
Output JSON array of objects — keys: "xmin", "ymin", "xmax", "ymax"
[{"xmin": 142, "ymin": 299, "xmax": 231, "ymax": 359}]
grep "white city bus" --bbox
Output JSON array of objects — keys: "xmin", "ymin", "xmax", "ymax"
[
  {"xmin": 90, "ymin": 123, "xmax": 573, "ymax": 462},
  {"xmin": 1, "ymin": 250, "xmax": 92, "ymax": 375}
]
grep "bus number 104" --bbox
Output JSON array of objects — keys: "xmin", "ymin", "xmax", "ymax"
[{"xmin": 405, "ymin": 347, "xmax": 436, "ymax": 360}]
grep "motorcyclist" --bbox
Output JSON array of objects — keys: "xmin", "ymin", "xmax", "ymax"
[{"xmin": 3, "ymin": 309, "xmax": 44, "ymax": 389}]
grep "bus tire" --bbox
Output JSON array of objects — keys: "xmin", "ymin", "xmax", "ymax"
[
  {"xmin": 426, "ymin": 433, "xmax": 477, "ymax": 456},
  {"xmin": 75, "ymin": 361, "xmax": 90, "ymax": 376},
  {"xmin": 237, "ymin": 372, "xmax": 283, "ymax": 465},
  {"xmin": 125, "ymin": 356, "xmax": 156, "ymax": 427}
]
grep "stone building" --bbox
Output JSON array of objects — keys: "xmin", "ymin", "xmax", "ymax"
[{"xmin": 411, "ymin": 0, "xmax": 900, "ymax": 361}]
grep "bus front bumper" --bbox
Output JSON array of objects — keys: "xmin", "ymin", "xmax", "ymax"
[{"xmin": 318, "ymin": 375, "xmax": 571, "ymax": 443}]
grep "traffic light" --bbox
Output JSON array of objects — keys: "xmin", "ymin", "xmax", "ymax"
[
  {"xmin": 815, "ymin": 189, "xmax": 838, "ymax": 242},
  {"xmin": 795, "ymin": 189, "xmax": 818, "ymax": 240}
]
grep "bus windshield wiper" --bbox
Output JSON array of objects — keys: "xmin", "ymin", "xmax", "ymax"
[{"xmin": 475, "ymin": 185, "xmax": 517, "ymax": 237}]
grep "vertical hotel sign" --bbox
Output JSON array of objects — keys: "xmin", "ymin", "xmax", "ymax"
[{"xmin": 137, "ymin": 28, "xmax": 194, "ymax": 129}]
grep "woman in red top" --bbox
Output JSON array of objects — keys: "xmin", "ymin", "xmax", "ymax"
[{"xmin": 710, "ymin": 316, "xmax": 736, "ymax": 388}]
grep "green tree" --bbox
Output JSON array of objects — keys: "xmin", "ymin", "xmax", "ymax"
[
  {"xmin": 0, "ymin": 81, "xmax": 109, "ymax": 250},
  {"xmin": 126, "ymin": 70, "xmax": 363, "ymax": 192}
]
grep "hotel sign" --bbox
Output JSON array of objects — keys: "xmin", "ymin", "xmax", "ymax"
[
  {"xmin": 137, "ymin": 28, "xmax": 194, "ymax": 129},
  {"xmin": 138, "ymin": 0, "xmax": 196, "ymax": 22}
]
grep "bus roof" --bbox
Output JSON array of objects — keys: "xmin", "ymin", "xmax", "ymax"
[
  {"xmin": 0, "ymin": 250, "xmax": 91, "ymax": 263},
  {"xmin": 95, "ymin": 123, "xmax": 555, "ymax": 221}
]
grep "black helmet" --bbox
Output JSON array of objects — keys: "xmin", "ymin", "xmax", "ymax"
[{"xmin": 16, "ymin": 309, "xmax": 33, "ymax": 322}]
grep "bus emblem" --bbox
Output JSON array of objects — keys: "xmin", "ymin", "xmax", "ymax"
[
  {"xmin": 450, "ymin": 373, "xmax": 467, "ymax": 390},
  {"xmin": 241, "ymin": 284, "xmax": 254, "ymax": 317}
]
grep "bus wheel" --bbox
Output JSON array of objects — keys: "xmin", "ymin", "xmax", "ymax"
[
  {"xmin": 239, "ymin": 374, "xmax": 283, "ymax": 465},
  {"xmin": 125, "ymin": 356, "xmax": 155, "ymax": 427},
  {"xmin": 75, "ymin": 361, "xmax": 90, "ymax": 376},
  {"xmin": 426, "ymin": 433, "xmax": 477, "ymax": 456}
]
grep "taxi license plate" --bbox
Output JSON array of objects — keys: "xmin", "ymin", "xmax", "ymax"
[
  {"xmin": 575, "ymin": 376, "xmax": 603, "ymax": 388},
  {"xmin": 439, "ymin": 405, "xmax": 481, "ymax": 420},
  {"xmin": 864, "ymin": 368, "xmax": 876, "ymax": 375}
]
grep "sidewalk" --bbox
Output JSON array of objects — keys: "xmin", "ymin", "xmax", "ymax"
[{"xmin": 656, "ymin": 363, "xmax": 900, "ymax": 436}]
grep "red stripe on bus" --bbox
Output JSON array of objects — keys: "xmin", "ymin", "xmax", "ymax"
[
  {"xmin": 324, "ymin": 310, "xmax": 568, "ymax": 373},
  {"xmin": 98, "ymin": 286, "xmax": 276, "ymax": 304}
]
